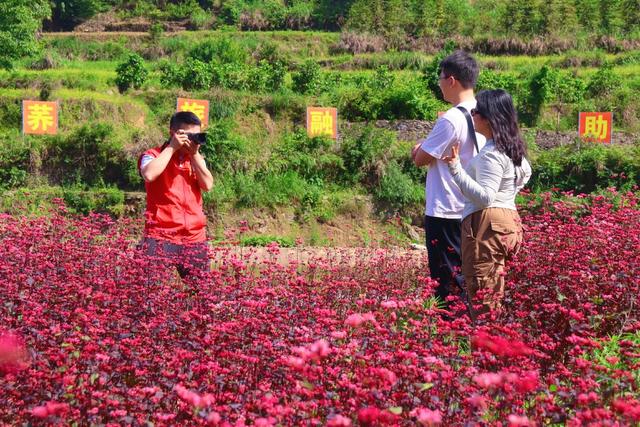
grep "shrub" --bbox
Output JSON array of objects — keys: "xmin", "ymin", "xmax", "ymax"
[
  {"xmin": 339, "ymin": 125, "xmax": 395, "ymax": 186},
  {"xmin": 272, "ymin": 129, "xmax": 343, "ymax": 183},
  {"xmin": 373, "ymin": 161, "xmax": 423, "ymax": 211},
  {"xmin": 181, "ymin": 58, "xmax": 212, "ymax": 90},
  {"xmin": 187, "ymin": 7, "xmax": 213, "ymax": 30},
  {"xmin": 43, "ymin": 123, "xmax": 133, "ymax": 188},
  {"xmin": 0, "ymin": 0, "xmax": 50, "ymax": 69},
  {"xmin": 240, "ymin": 235, "xmax": 295, "ymax": 247},
  {"xmin": 115, "ymin": 53, "xmax": 148, "ymax": 93},
  {"xmin": 292, "ymin": 59, "xmax": 322, "ymax": 94},
  {"xmin": 529, "ymin": 143, "xmax": 640, "ymax": 193},
  {"xmin": 159, "ymin": 60, "xmax": 184, "ymax": 88},
  {"xmin": 165, "ymin": 0, "xmax": 202, "ymax": 20},
  {"xmin": 199, "ymin": 119, "xmax": 246, "ymax": 174},
  {"xmin": 148, "ymin": 22, "xmax": 164, "ymax": 42},
  {"xmin": 524, "ymin": 66, "xmax": 585, "ymax": 126},
  {"xmin": 334, "ymin": 86, "xmax": 384, "ymax": 121},
  {"xmin": 0, "ymin": 138, "xmax": 30, "ymax": 189},
  {"xmin": 188, "ymin": 37, "xmax": 248, "ymax": 65},
  {"xmin": 587, "ymin": 62, "xmax": 617, "ymax": 98},
  {"xmin": 62, "ymin": 186, "xmax": 125, "ymax": 216}
]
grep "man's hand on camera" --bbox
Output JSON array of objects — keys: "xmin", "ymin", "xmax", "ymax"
[
  {"xmin": 169, "ymin": 130, "xmax": 189, "ymax": 151},
  {"xmin": 184, "ymin": 139, "xmax": 200, "ymax": 157}
]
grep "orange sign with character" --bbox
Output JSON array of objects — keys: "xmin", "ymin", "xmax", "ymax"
[
  {"xmin": 22, "ymin": 101, "xmax": 59, "ymax": 135},
  {"xmin": 177, "ymin": 98, "xmax": 209, "ymax": 128},
  {"xmin": 579, "ymin": 112, "xmax": 612, "ymax": 143},
  {"xmin": 306, "ymin": 107, "xmax": 338, "ymax": 139}
]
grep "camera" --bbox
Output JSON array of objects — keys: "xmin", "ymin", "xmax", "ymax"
[{"xmin": 186, "ymin": 132, "xmax": 207, "ymax": 145}]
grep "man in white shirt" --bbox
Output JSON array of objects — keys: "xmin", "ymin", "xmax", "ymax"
[{"xmin": 412, "ymin": 50, "xmax": 485, "ymax": 308}]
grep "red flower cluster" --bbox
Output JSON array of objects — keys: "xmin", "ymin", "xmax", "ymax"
[{"xmin": 0, "ymin": 191, "xmax": 638, "ymax": 425}]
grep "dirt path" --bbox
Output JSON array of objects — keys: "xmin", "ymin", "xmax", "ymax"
[{"xmin": 210, "ymin": 245, "xmax": 427, "ymax": 267}]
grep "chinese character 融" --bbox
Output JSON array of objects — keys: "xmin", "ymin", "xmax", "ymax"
[{"xmin": 309, "ymin": 111, "xmax": 334, "ymax": 137}]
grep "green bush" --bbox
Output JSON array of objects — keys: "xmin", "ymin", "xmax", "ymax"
[
  {"xmin": 115, "ymin": 53, "xmax": 148, "ymax": 93},
  {"xmin": 272, "ymin": 129, "xmax": 343, "ymax": 183},
  {"xmin": 188, "ymin": 37, "xmax": 248, "ymax": 65},
  {"xmin": 0, "ymin": 137, "xmax": 30, "ymax": 189},
  {"xmin": 164, "ymin": 0, "xmax": 202, "ymax": 20},
  {"xmin": 159, "ymin": 60, "xmax": 184, "ymax": 88},
  {"xmin": 524, "ymin": 66, "xmax": 585, "ymax": 126},
  {"xmin": 374, "ymin": 161, "xmax": 423, "ymax": 211},
  {"xmin": 292, "ymin": 59, "xmax": 321, "ymax": 94},
  {"xmin": 529, "ymin": 143, "xmax": 640, "ymax": 193},
  {"xmin": 62, "ymin": 186, "xmax": 125, "ymax": 216},
  {"xmin": 340, "ymin": 125, "xmax": 395, "ymax": 185},
  {"xmin": 182, "ymin": 58, "xmax": 212, "ymax": 90},
  {"xmin": 200, "ymin": 119, "xmax": 246, "ymax": 174},
  {"xmin": 44, "ymin": 123, "xmax": 134, "ymax": 188},
  {"xmin": 587, "ymin": 63, "xmax": 617, "ymax": 98},
  {"xmin": 240, "ymin": 235, "xmax": 295, "ymax": 247},
  {"xmin": 0, "ymin": 0, "xmax": 50, "ymax": 69}
]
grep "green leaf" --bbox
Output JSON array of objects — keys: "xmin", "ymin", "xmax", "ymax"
[
  {"xmin": 388, "ymin": 406, "xmax": 403, "ymax": 415},
  {"xmin": 90, "ymin": 373, "xmax": 99, "ymax": 385},
  {"xmin": 301, "ymin": 380, "xmax": 314, "ymax": 390},
  {"xmin": 419, "ymin": 382, "xmax": 434, "ymax": 391},
  {"xmin": 549, "ymin": 384, "xmax": 558, "ymax": 392}
]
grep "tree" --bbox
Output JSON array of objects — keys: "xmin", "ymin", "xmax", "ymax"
[
  {"xmin": 313, "ymin": 0, "xmax": 355, "ymax": 29},
  {"xmin": 0, "ymin": 0, "xmax": 50, "ymax": 69},
  {"xmin": 115, "ymin": 53, "xmax": 148, "ymax": 93},
  {"xmin": 599, "ymin": 0, "xmax": 624, "ymax": 36},
  {"xmin": 543, "ymin": 0, "xmax": 579, "ymax": 37},
  {"xmin": 502, "ymin": 0, "xmax": 545, "ymax": 37},
  {"xmin": 575, "ymin": 0, "xmax": 600, "ymax": 34},
  {"xmin": 620, "ymin": 0, "xmax": 640, "ymax": 35},
  {"xmin": 46, "ymin": 0, "xmax": 104, "ymax": 31}
]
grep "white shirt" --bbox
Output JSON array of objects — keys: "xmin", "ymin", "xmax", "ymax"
[
  {"xmin": 419, "ymin": 100, "xmax": 486, "ymax": 218},
  {"xmin": 140, "ymin": 153, "xmax": 206, "ymax": 170},
  {"xmin": 448, "ymin": 139, "xmax": 532, "ymax": 220}
]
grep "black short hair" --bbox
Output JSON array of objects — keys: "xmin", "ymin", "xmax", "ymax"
[
  {"xmin": 439, "ymin": 50, "xmax": 479, "ymax": 89},
  {"xmin": 170, "ymin": 111, "xmax": 201, "ymax": 130}
]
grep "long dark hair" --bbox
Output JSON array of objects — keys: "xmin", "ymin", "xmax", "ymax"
[{"xmin": 475, "ymin": 89, "xmax": 526, "ymax": 166}]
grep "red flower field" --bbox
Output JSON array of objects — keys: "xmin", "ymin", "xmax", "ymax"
[{"xmin": 1, "ymin": 192, "xmax": 639, "ymax": 425}]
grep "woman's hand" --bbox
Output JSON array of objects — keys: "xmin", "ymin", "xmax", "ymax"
[{"xmin": 442, "ymin": 144, "xmax": 459, "ymax": 165}]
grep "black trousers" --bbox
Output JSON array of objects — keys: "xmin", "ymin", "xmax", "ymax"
[
  {"xmin": 138, "ymin": 237, "xmax": 209, "ymax": 280},
  {"xmin": 424, "ymin": 215, "xmax": 464, "ymax": 302}
]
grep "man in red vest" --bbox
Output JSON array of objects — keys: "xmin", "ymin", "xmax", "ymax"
[{"xmin": 138, "ymin": 111, "xmax": 214, "ymax": 279}]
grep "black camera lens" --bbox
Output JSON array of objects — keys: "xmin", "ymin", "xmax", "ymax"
[{"xmin": 187, "ymin": 132, "xmax": 207, "ymax": 145}]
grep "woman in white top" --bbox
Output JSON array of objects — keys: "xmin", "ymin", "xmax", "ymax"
[{"xmin": 443, "ymin": 89, "xmax": 532, "ymax": 320}]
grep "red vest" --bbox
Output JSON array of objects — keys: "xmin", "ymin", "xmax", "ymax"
[{"xmin": 138, "ymin": 147, "xmax": 207, "ymax": 244}]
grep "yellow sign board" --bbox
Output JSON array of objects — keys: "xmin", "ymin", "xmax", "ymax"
[
  {"xmin": 177, "ymin": 98, "xmax": 209, "ymax": 128},
  {"xmin": 579, "ymin": 112, "xmax": 612, "ymax": 143},
  {"xmin": 22, "ymin": 101, "xmax": 59, "ymax": 135},
  {"xmin": 306, "ymin": 107, "xmax": 338, "ymax": 140}
]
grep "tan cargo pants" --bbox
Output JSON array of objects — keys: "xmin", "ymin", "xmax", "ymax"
[{"xmin": 461, "ymin": 207, "xmax": 523, "ymax": 318}]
